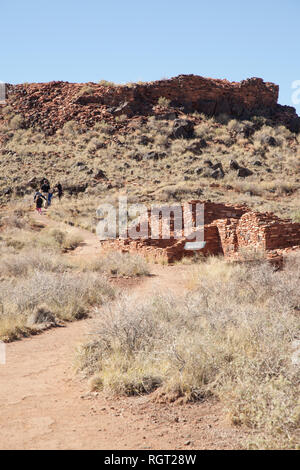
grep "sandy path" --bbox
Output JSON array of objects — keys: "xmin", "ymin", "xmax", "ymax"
[{"xmin": 0, "ymin": 212, "xmax": 249, "ymax": 450}]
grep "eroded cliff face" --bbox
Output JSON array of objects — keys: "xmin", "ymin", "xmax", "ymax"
[{"xmin": 1, "ymin": 74, "xmax": 299, "ymax": 134}]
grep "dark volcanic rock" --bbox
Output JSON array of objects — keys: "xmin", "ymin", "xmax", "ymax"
[
  {"xmin": 94, "ymin": 169, "xmax": 107, "ymax": 180},
  {"xmin": 262, "ymin": 135, "xmax": 277, "ymax": 147},
  {"xmin": 143, "ymin": 151, "xmax": 167, "ymax": 160},
  {"xmin": 171, "ymin": 119, "xmax": 194, "ymax": 139},
  {"xmin": 229, "ymin": 159, "xmax": 240, "ymax": 170},
  {"xmin": 211, "ymin": 168, "xmax": 225, "ymax": 179},
  {"xmin": 237, "ymin": 167, "xmax": 253, "ymax": 178},
  {"xmin": 65, "ymin": 183, "xmax": 88, "ymax": 195},
  {"xmin": 3, "ymin": 187, "xmax": 12, "ymax": 195}
]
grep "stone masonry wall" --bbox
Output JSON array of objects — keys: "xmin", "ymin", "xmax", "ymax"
[
  {"xmin": 100, "ymin": 201, "xmax": 300, "ymax": 263},
  {"xmin": 265, "ymin": 222, "xmax": 300, "ymax": 250}
]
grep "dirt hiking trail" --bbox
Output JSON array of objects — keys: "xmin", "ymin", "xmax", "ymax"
[{"xmin": 0, "ymin": 211, "xmax": 249, "ymax": 450}]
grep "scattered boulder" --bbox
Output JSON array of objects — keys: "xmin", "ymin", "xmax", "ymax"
[
  {"xmin": 143, "ymin": 151, "xmax": 166, "ymax": 161},
  {"xmin": 65, "ymin": 183, "xmax": 88, "ymax": 195},
  {"xmin": 252, "ymin": 160, "xmax": 262, "ymax": 166},
  {"xmin": 237, "ymin": 167, "xmax": 253, "ymax": 178},
  {"xmin": 3, "ymin": 187, "xmax": 12, "ymax": 195},
  {"xmin": 211, "ymin": 162, "xmax": 225, "ymax": 178},
  {"xmin": 107, "ymin": 101, "xmax": 135, "ymax": 117},
  {"xmin": 229, "ymin": 159, "xmax": 240, "ymax": 170},
  {"xmin": 78, "ymin": 165, "xmax": 88, "ymax": 172},
  {"xmin": 263, "ymin": 135, "xmax": 277, "ymax": 147},
  {"xmin": 202, "ymin": 160, "xmax": 225, "ymax": 178},
  {"xmin": 94, "ymin": 169, "xmax": 107, "ymax": 180},
  {"xmin": 242, "ymin": 123, "xmax": 255, "ymax": 138},
  {"xmin": 171, "ymin": 119, "xmax": 194, "ymax": 139},
  {"xmin": 73, "ymin": 161, "xmax": 85, "ymax": 167},
  {"xmin": 129, "ymin": 153, "xmax": 143, "ymax": 162},
  {"xmin": 211, "ymin": 168, "xmax": 224, "ymax": 179},
  {"xmin": 155, "ymin": 112, "xmax": 177, "ymax": 120},
  {"xmin": 212, "ymin": 162, "xmax": 224, "ymax": 171},
  {"xmin": 186, "ymin": 155, "xmax": 197, "ymax": 162},
  {"xmin": 137, "ymin": 135, "xmax": 150, "ymax": 145},
  {"xmin": 15, "ymin": 185, "xmax": 25, "ymax": 196},
  {"xmin": 186, "ymin": 139, "xmax": 206, "ymax": 153},
  {"xmin": 27, "ymin": 305, "xmax": 56, "ymax": 327},
  {"xmin": 27, "ymin": 177, "xmax": 39, "ymax": 189}
]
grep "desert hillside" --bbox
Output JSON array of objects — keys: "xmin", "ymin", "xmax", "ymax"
[
  {"xmin": 0, "ymin": 75, "xmax": 300, "ymax": 451},
  {"xmin": 0, "ymin": 74, "xmax": 299, "ymax": 229}
]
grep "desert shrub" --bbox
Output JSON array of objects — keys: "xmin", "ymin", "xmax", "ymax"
[
  {"xmin": 86, "ymin": 136, "xmax": 105, "ymax": 152},
  {"xmin": 194, "ymin": 121, "xmax": 215, "ymax": 140},
  {"xmin": 76, "ymin": 86, "xmax": 94, "ymax": 98},
  {"xmin": 157, "ymin": 96, "xmax": 170, "ymax": 108},
  {"xmin": 115, "ymin": 114, "xmax": 127, "ymax": 122},
  {"xmin": 79, "ymin": 256, "xmax": 300, "ymax": 448},
  {"xmin": 63, "ymin": 120, "xmax": 80, "ymax": 136},
  {"xmin": 253, "ymin": 125, "xmax": 282, "ymax": 147},
  {"xmin": 9, "ymin": 115, "xmax": 24, "ymax": 130},
  {"xmin": 62, "ymin": 233, "xmax": 83, "ymax": 251},
  {"xmin": 157, "ymin": 183, "xmax": 193, "ymax": 201},
  {"xmin": 0, "ymin": 269, "xmax": 115, "ymax": 331},
  {"xmin": 36, "ymin": 228, "xmax": 83, "ymax": 252},
  {"xmin": 49, "ymin": 228, "xmax": 66, "ymax": 246},
  {"xmin": 27, "ymin": 304, "xmax": 56, "ymax": 326},
  {"xmin": 92, "ymin": 121, "xmax": 115, "ymax": 135},
  {"xmin": 0, "ymin": 249, "xmax": 73, "ymax": 278},
  {"xmin": 216, "ymin": 113, "xmax": 230, "ymax": 125},
  {"xmin": 98, "ymin": 80, "xmax": 116, "ymax": 87},
  {"xmin": 83, "ymin": 251, "xmax": 150, "ymax": 277},
  {"xmin": 291, "ymin": 211, "xmax": 300, "ymax": 223},
  {"xmin": 0, "ymin": 213, "xmax": 28, "ymax": 230},
  {"xmin": 1, "ymin": 105, "xmax": 13, "ymax": 116}
]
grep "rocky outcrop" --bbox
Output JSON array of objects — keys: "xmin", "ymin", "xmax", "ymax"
[{"xmin": 1, "ymin": 75, "xmax": 299, "ymax": 134}]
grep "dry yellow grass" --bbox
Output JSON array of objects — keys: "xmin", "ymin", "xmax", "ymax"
[
  {"xmin": 0, "ymin": 209, "xmax": 149, "ymax": 341},
  {"xmin": 78, "ymin": 255, "xmax": 300, "ymax": 449}
]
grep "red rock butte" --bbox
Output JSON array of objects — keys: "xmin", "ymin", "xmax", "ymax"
[
  {"xmin": 2, "ymin": 75, "xmax": 300, "ymax": 134},
  {"xmin": 101, "ymin": 201, "xmax": 300, "ymax": 267}
]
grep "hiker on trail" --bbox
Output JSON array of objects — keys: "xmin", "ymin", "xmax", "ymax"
[
  {"xmin": 34, "ymin": 191, "xmax": 46, "ymax": 215},
  {"xmin": 41, "ymin": 178, "xmax": 50, "ymax": 194},
  {"xmin": 47, "ymin": 189, "xmax": 54, "ymax": 207},
  {"xmin": 56, "ymin": 182, "xmax": 63, "ymax": 201},
  {"xmin": 40, "ymin": 178, "xmax": 50, "ymax": 209}
]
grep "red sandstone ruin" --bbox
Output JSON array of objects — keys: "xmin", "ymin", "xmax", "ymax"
[{"xmin": 101, "ymin": 201, "xmax": 300, "ymax": 266}]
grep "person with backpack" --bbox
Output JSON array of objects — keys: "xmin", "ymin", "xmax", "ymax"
[
  {"xmin": 56, "ymin": 182, "xmax": 63, "ymax": 201},
  {"xmin": 40, "ymin": 178, "xmax": 50, "ymax": 208},
  {"xmin": 40, "ymin": 178, "xmax": 50, "ymax": 193},
  {"xmin": 34, "ymin": 191, "xmax": 46, "ymax": 214}
]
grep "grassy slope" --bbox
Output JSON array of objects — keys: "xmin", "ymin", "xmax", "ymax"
[{"xmin": 0, "ymin": 110, "xmax": 299, "ymax": 231}]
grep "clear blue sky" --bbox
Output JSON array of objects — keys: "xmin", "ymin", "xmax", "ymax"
[{"xmin": 1, "ymin": 0, "xmax": 299, "ymax": 113}]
